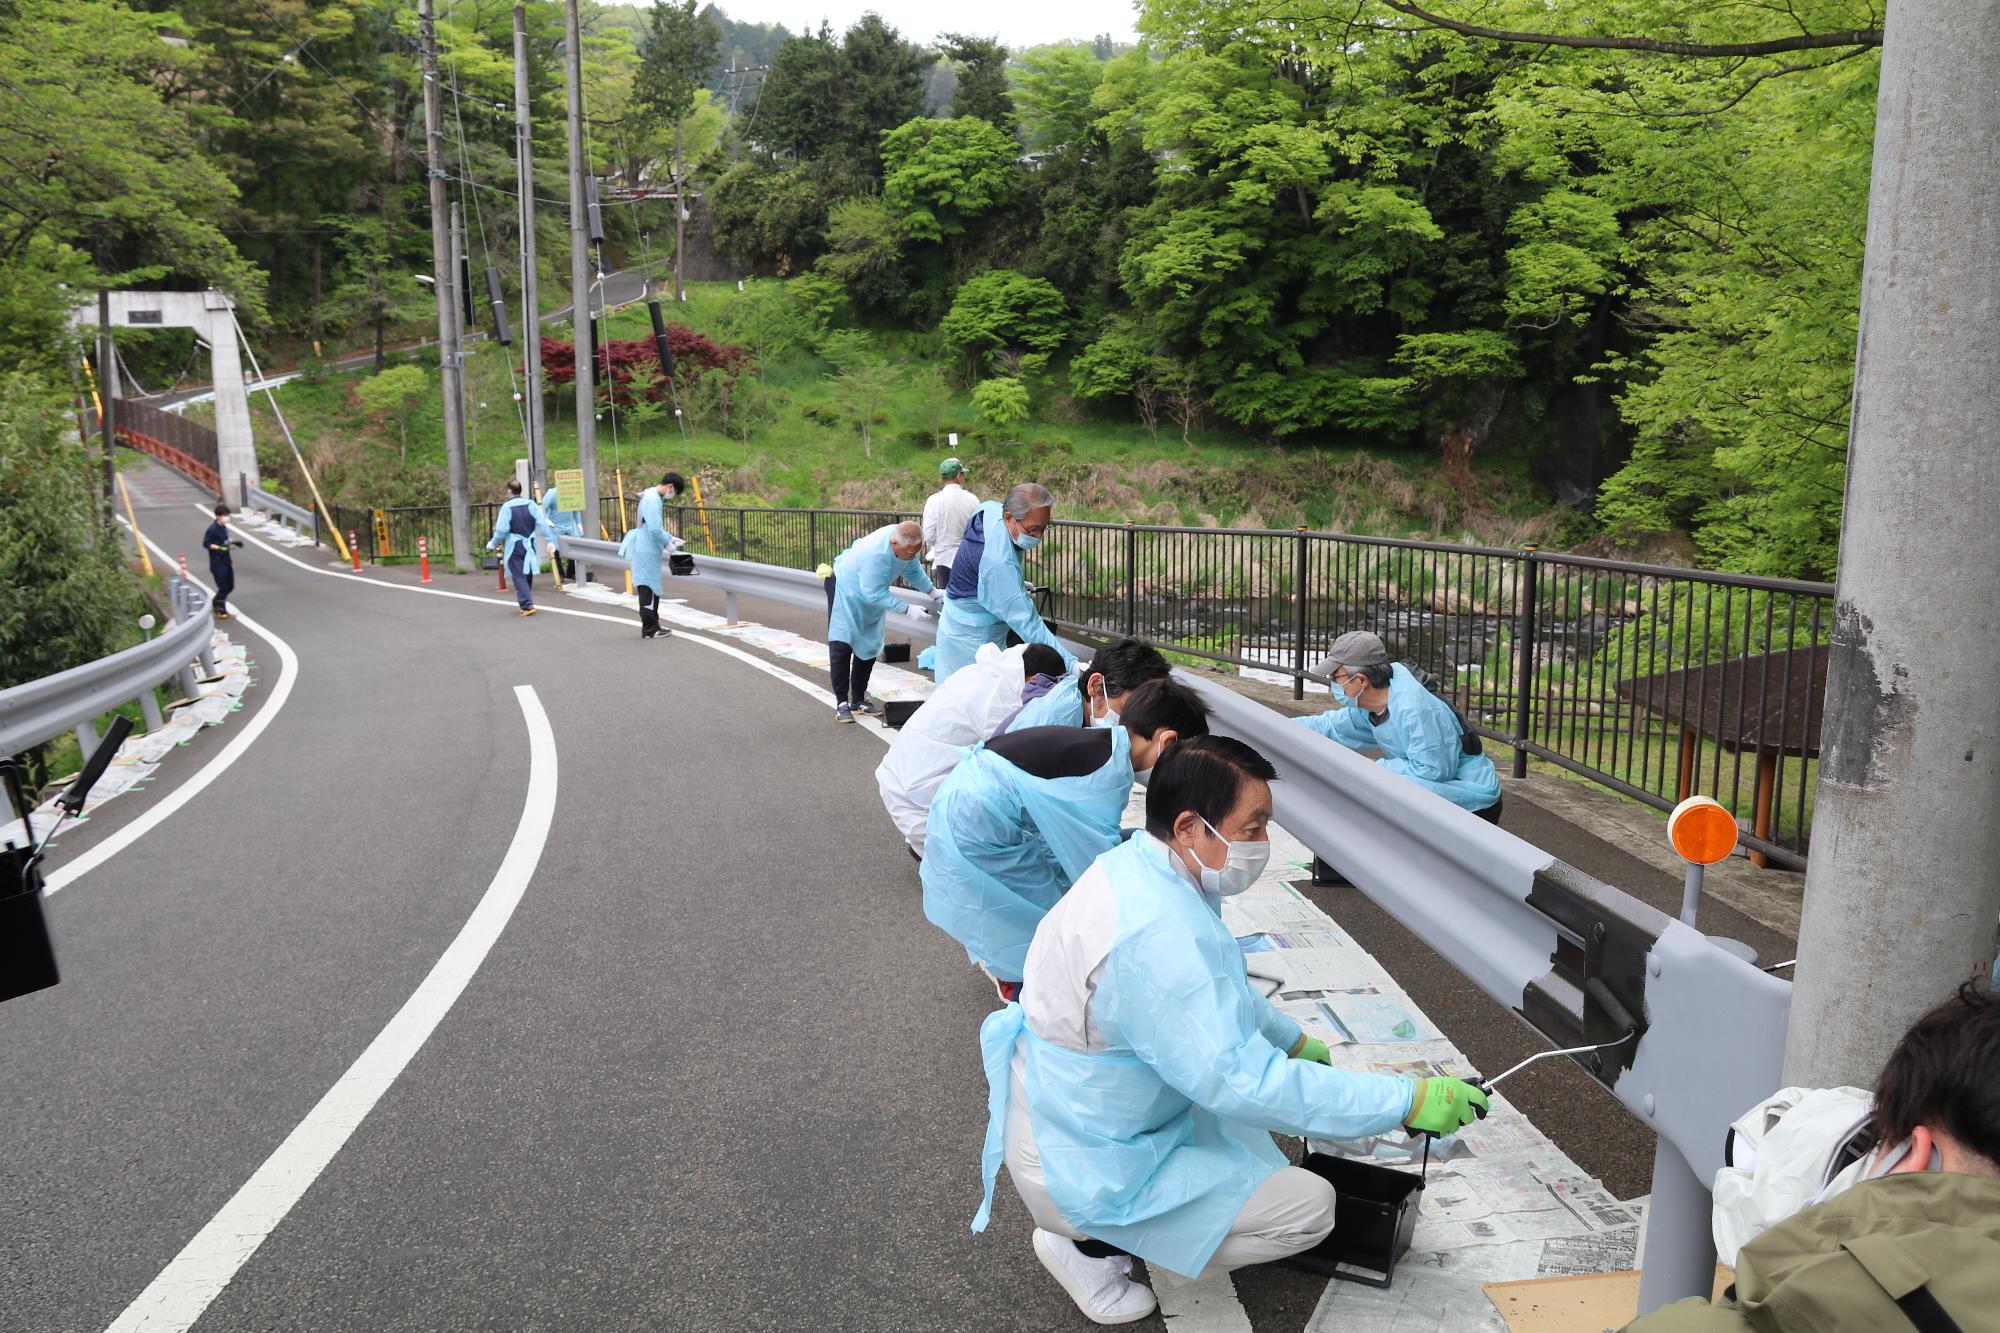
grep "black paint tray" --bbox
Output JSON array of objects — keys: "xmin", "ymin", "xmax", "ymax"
[{"xmin": 1282, "ymin": 1151, "xmax": 1425, "ymax": 1288}]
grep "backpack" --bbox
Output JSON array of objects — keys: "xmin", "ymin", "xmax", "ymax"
[
  {"xmin": 1712, "ymin": 1085, "xmax": 1876, "ymax": 1266},
  {"xmin": 1407, "ymin": 665, "xmax": 1485, "ymax": 758}
]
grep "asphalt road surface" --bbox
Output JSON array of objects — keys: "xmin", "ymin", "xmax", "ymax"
[{"xmin": 3, "ymin": 469, "xmax": 1796, "ymax": 1331}]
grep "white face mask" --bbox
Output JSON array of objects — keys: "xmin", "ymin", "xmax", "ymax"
[
  {"xmin": 1185, "ymin": 815, "xmax": 1270, "ymax": 897},
  {"xmin": 1134, "ymin": 766, "xmax": 1153, "ymax": 784},
  {"xmin": 1088, "ymin": 690, "xmax": 1120, "ymax": 729}
]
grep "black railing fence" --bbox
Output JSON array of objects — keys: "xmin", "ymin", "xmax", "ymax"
[{"xmin": 328, "ymin": 499, "xmax": 1833, "ymax": 868}]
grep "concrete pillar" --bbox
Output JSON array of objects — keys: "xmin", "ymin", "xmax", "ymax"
[
  {"xmin": 1785, "ymin": 0, "xmax": 2000, "ymax": 1088},
  {"xmin": 204, "ymin": 292, "xmax": 259, "ymax": 494}
]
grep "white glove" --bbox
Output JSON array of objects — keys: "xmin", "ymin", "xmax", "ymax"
[{"xmin": 907, "ymin": 604, "xmax": 929, "ymax": 621}]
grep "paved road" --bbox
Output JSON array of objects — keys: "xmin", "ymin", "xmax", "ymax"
[{"xmin": 5, "ymin": 469, "xmax": 1795, "ymax": 1331}]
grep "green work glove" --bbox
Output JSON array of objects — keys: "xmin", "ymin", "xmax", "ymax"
[
  {"xmin": 1291, "ymin": 1035, "xmax": 1333, "ymax": 1065},
  {"xmin": 1404, "ymin": 1077, "xmax": 1489, "ymax": 1136}
]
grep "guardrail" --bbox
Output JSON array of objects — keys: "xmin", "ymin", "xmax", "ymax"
[
  {"xmin": 96, "ymin": 399, "xmax": 222, "ymax": 495},
  {"xmin": 240, "ymin": 480, "xmax": 315, "ymax": 538},
  {"xmin": 0, "ymin": 576, "xmax": 218, "ymax": 761},
  {"xmin": 553, "ymin": 537, "xmax": 1785, "ymax": 1312}
]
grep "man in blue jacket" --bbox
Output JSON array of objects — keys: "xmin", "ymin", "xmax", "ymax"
[{"xmin": 1297, "ymin": 630, "xmax": 1502, "ymax": 820}]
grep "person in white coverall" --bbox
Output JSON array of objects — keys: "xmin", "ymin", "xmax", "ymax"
[{"xmin": 875, "ymin": 642, "xmax": 1066, "ymax": 858}]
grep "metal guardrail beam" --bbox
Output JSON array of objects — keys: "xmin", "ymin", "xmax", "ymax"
[
  {"xmin": 243, "ymin": 483, "xmax": 313, "ymax": 534},
  {"xmin": 0, "ymin": 576, "xmax": 217, "ymax": 759}
]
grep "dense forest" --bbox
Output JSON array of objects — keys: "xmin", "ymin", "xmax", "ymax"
[{"xmin": 2, "ymin": 1, "xmax": 1886, "ymax": 593}]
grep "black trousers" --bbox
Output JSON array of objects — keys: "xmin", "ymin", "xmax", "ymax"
[
  {"xmin": 638, "ymin": 586, "xmax": 661, "ymax": 636},
  {"xmin": 824, "ymin": 573, "xmax": 876, "ymax": 706},
  {"xmin": 210, "ymin": 561, "xmax": 234, "ymax": 613}
]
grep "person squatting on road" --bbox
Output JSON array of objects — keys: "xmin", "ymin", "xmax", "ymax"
[
  {"xmin": 1297, "ymin": 630, "xmax": 1502, "ymax": 821},
  {"xmin": 824, "ymin": 521, "xmax": 939, "ymax": 723},
  {"xmin": 973, "ymin": 736, "xmax": 1491, "ymax": 1325},
  {"xmin": 488, "ymin": 481, "xmax": 557, "ymax": 616},
  {"xmin": 202, "ymin": 503, "xmax": 241, "ymax": 620},
  {"xmin": 934, "ymin": 481, "xmax": 1076, "ymax": 684},
  {"xmin": 1624, "ymin": 980, "xmax": 2000, "ymax": 1332},
  {"xmin": 921, "ymin": 456, "xmax": 981, "ymax": 589},
  {"xmin": 876, "ymin": 642, "xmax": 1067, "ymax": 858},
  {"xmin": 921, "ymin": 677, "xmax": 1209, "ymax": 999},
  {"xmin": 1001, "ymin": 637, "xmax": 1174, "ymax": 735},
  {"xmin": 619, "ymin": 471, "xmax": 686, "ymax": 640}
]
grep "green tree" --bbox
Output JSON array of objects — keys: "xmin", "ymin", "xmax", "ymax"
[
  {"xmin": 718, "ymin": 279, "xmax": 811, "ymax": 412},
  {"xmin": 321, "ymin": 217, "xmax": 431, "ymax": 373},
  {"xmin": 939, "ymin": 33, "xmax": 1013, "ymax": 131},
  {"xmin": 1012, "ymin": 45, "xmax": 1103, "ymax": 152},
  {"xmin": 636, "ymin": 0, "xmax": 721, "ymax": 131},
  {"xmin": 354, "ymin": 365, "xmax": 430, "ymax": 461},
  {"xmin": 971, "ymin": 376, "xmax": 1030, "ymax": 429},
  {"xmin": 817, "ymin": 196, "xmax": 910, "ymax": 313},
  {"xmin": 881, "ymin": 117, "xmax": 1021, "ymax": 243},
  {"xmin": 824, "ymin": 353, "xmax": 903, "ymax": 459},
  {"xmin": 938, "ymin": 269, "xmax": 1068, "ymax": 376},
  {"xmin": 754, "ymin": 16, "xmax": 927, "ymax": 177}
]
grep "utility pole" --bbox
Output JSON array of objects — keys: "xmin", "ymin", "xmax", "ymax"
[
  {"xmin": 513, "ymin": 3, "xmax": 546, "ymax": 492},
  {"xmin": 420, "ymin": 0, "xmax": 473, "ymax": 573},
  {"xmin": 1784, "ymin": 0, "xmax": 2000, "ymax": 1088},
  {"xmin": 96, "ymin": 286, "xmax": 116, "ymax": 527},
  {"xmin": 673, "ymin": 120, "xmax": 685, "ymax": 304},
  {"xmin": 562, "ymin": 0, "xmax": 598, "ymax": 523}
]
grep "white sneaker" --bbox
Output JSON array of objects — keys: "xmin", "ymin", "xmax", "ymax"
[{"xmin": 1031, "ymin": 1228, "xmax": 1157, "ymax": 1326}]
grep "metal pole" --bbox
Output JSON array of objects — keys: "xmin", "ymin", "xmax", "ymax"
[
  {"xmin": 673, "ymin": 119, "xmax": 686, "ymax": 303},
  {"xmin": 96, "ymin": 288, "xmax": 116, "ymax": 527},
  {"xmin": 1292, "ymin": 526, "xmax": 1308, "ymax": 701},
  {"xmin": 1636, "ymin": 1138, "xmax": 1718, "ymax": 1315},
  {"xmin": 1786, "ymin": 0, "xmax": 2000, "ymax": 1089},
  {"xmin": 1123, "ymin": 521, "xmax": 1137, "ymax": 637},
  {"xmin": 1678, "ymin": 862, "xmax": 1704, "ymax": 928},
  {"xmin": 513, "ymin": 4, "xmax": 547, "ymax": 492},
  {"xmin": 420, "ymin": 0, "xmax": 474, "ymax": 574},
  {"xmin": 450, "ymin": 200, "xmax": 470, "ymax": 450},
  {"xmin": 562, "ymin": 0, "xmax": 599, "ymax": 524},
  {"xmin": 1512, "ymin": 546, "xmax": 1539, "ymax": 780}
]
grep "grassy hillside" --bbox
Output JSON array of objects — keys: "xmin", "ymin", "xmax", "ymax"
[{"xmin": 236, "ymin": 282, "xmax": 1570, "ymax": 546}]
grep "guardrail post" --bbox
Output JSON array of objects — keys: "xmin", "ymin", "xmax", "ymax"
[
  {"xmin": 75, "ymin": 719, "xmax": 100, "ymax": 765},
  {"xmin": 1292, "ymin": 526, "xmax": 1309, "ymax": 701},
  {"xmin": 140, "ymin": 688, "xmax": 164, "ymax": 732},
  {"xmin": 725, "ymin": 589, "xmax": 740, "ymax": 623},
  {"xmin": 239, "ymin": 472, "xmax": 248, "ymax": 509},
  {"xmin": 1636, "ymin": 1138, "xmax": 1719, "ymax": 1314},
  {"xmin": 1123, "ymin": 521, "xmax": 1137, "ymax": 636},
  {"xmin": 1512, "ymin": 545, "xmax": 1540, "ymax": 779}
]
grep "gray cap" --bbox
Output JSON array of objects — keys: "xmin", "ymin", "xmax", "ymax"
[{"xmin": 1313, "ymin": 630, "xmax": 1388, "ymax": 678}]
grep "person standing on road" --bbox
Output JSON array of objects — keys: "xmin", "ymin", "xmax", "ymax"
[
  {"xmin": 921, "ymin": 677, "xmax": 1209, "ymax": 997},
  {"xmin": 202, "ymin": 503, "xmax": 241, "ymax": 620},
  {"xmin": 539, "ymin": 484, "xmax": 581, "ymax": 580},
  {"xmin": 934, "ymin": 482, "xmax": 1076, "ymax": 684},
  {"xmin": 488, "ymin": 481, "xmax": 557, "ymax": 618},
  {"xmin": 620, "ymin": 471, "xmax": 686, "ymax": 640},
  {"xmin": 1298, "ymin": 630, "xmax": 1502, "ymax": 821},
  {"xmin": 972, "ymin": 736, "xmax": 1489, "ymax": 1324},
  {"xmin": 826, "ymin": 520, "xmax": 938, "ymax": 723},
  {"xmin": 922, "ymin": 457, "xmax": 981, "ymax": 588}
]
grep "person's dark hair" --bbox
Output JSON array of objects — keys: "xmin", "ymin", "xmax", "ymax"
[
  {"xmin": 1117, "ymin": 677, "xmax": 1209, "ymax": 742},
  {"xmin": 1145, "ymin": 736, "xmax": 1278, "ymax": 840},
  {"xmin": 1086, "ymin": 638, "xmax": 1172, "ymax": 697},
  {"xmin": 213, "ymin": 503, "xmax": 231, "ymax": 517},
  {"xmin": 506, "ymin": 480, "xmax": 523, "ymax": 496},
  {"xmin": 1022, "ymin": 644, "xmax": 1065, "ymax": 680},
  {"xmin": 1872, "ymin": 980, "xmax": 2000, "ymax": 1167},
  {"xmin": 1359, "ymin": 661, "xmax": 1392, "ymax": 689},
  {"xmin": 661, "ymin": 470, "xmax": 688, "ymax": 492}
]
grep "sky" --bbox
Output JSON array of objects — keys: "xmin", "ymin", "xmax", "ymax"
[{"xmin": 713, "ymin": 0, "xmax": 1142, "ymax": 49}]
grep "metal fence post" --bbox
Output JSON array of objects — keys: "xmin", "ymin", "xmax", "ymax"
[
  {"xmin": 1123, "ymin": 521, "xmax": 1137, "ymax": 636},
  {"xmin": 808, "ymin": 510, "xmax": 818, "ymax": 568},
  {"xmin": 737, "ymin": 508, "xmax": 747, "ymax": 560},
  {"xmin": 1513, "ymin": 545, "xmax": 1540, "ymax": 779},
  {"xmin": 1292, "ymin": 527, "xmax": 1310, "ymax": 701}
]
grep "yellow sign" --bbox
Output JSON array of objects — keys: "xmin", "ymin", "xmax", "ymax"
[
  {"xmin": 372, "ymin": 507, "xmax": 391, "ymax": 559},
  {"xmin": 1668, "ymin": 795, "xmax": 1739, "ymax": 866},
  {"xmin": 552, "ymin": 468, "xmax": 585, "ymax": 514}
]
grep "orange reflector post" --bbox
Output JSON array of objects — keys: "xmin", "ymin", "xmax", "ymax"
[{"xmin": 1668, "ymin": 795, "xmax": 1738, "ymax": 866}]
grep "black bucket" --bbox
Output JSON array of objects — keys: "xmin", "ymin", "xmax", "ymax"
[
  {"xmin": 883, "ymin": 642, "xmax": 912, "ymax": 664},
  {"xmin": 1283, "ymin": 1152, "xmax": 1425, "ymax": 1288},
  {"xmin": 883, "ymin": 699, "xmax": 922, "ymax": 729},
  {"xmin": 0, "ymin": 849, "xmax": 59, "ymax": 1003},
  {"xmin": 668, "ymin": 553, "xmax": 697, "ymax": 577}
]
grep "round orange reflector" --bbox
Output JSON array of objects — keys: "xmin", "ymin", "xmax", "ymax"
[{"xmin": 1669, "ymin": 795, "xmax": 1739, "ymax": 865}]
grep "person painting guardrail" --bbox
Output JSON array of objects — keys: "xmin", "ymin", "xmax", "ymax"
[
  {"xmin": 619, "ymin": 471, "xmax": 686, "ymax": 640},
  {"xmin": 934, "ymin": 482, "xmax": 1076, "ymax": 683}
]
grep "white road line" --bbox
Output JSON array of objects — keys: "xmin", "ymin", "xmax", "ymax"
[
  {"xmin": 1152, "ymin": 1269, "xmax": 1256, "ymax": 1331},
  {"xmin": 44, "ymin": 527, "xmax": 301, "ymax": 894},
  {"xmin": 217, "ymin": 509, "xmax": 900, "ymax": 740},
  {"xmin": 103, "ymin": 684, "xmax": 558, "ymax": 1333}
]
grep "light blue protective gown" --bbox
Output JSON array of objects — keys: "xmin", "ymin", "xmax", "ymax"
[
  {"xmin": 827, "ymin": 525, "xmax": 935, "ymax": 660},
  {"xmin": 1296, "ymin": 663, "xmax": 1501, "ymax": 811},
  {"xmin": 973, "ymin": 834, "xmax": 1416, "ymax": 1276},
  {"xmin": 934, "ymin": 500, "xmax": 1074, "ymax": 682},
  {"xmin": 538, "ymin": 487, "xmax": 582, "ymax": 549},
  {"xmin": 1002, "ymin": 673, "xmax": 1083, "ymax": 733},
  {"xmin": 920, "ymin": 727, "xmax": 1134, "ymax": 982},
  {"xmin": 489, "ymin": 495, "xmax": 553, "ymax": 576},
  {"xmin": 618, "ymin": 487, "xmax": 672, "ymax": 594}
]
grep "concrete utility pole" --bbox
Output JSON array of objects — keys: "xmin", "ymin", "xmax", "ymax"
[
  {"xmin": 562, "ymin": 0, "xmax": 599, "ymax": 524},
  {"xmin": 513, "ymin": 4, "xmax": 547, "ymax": 492},
  {"xmin": 420, "ymin": 0, "xmax": 474, "ymax": 573},
  {"xmin": 673, "ymin": 121, "xmax": 686, "ymax": 304},
  {"xmin": 96, "ymin": 286, "xmax": 116, "ymax": 526},
  {"xmin": 1785, "ymin": 0, "xmax": 2000, "ymax": 1089}
]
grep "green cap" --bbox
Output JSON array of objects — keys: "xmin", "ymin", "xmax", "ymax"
[{"xmin": 939, "ymin": 457, "xmax": 964, "ymax": 478}]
